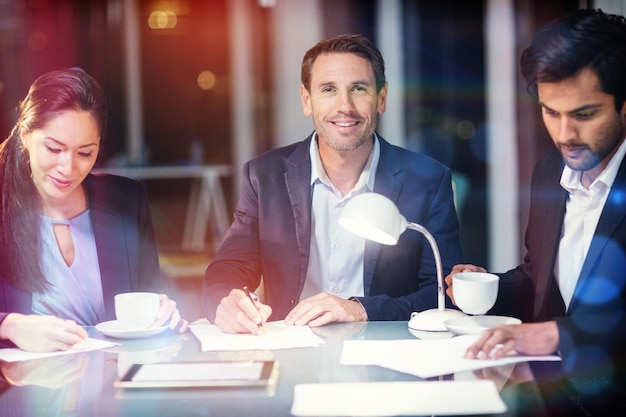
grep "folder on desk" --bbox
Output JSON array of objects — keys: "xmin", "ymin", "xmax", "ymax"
[{"xmin": 190, "ymin": 320, "xmax": 325, "ymax": 351}]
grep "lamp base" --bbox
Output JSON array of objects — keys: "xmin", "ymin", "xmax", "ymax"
[{"xmin": 408, "ymin": 308, "xmax": 467, "ymax": 332}]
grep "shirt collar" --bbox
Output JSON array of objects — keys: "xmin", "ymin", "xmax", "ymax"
[
  {"xmin": 309, "ymin": 132, "xmax": 380, "ymax": 193},
  {"xmin": 560, "ymin": 137, "xmax": 626, "ymax": 193}
]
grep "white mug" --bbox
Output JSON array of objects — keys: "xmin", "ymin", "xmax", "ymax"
[
  {"xmin": 114, "ymin": 292, "xmax": 160, "ymax": 329},
  {"xmin": 452, "ymin": 272, "xmax": 499, "ymax": 315}
]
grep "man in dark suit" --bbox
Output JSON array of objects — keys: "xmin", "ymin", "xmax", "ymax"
[
  {"xmin": 202, "ymin": 34, "xmax": 463, "ymax": 334},
  {"xmin": 445, "ymin": 9, "xmax": 626, "ymax": 413}
]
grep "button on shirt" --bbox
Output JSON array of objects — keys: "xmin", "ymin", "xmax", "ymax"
[
  {"xmin": 299, "ymin": 134, "xmax": 380, "ymax": 300},
  {"xmin": 556, "ymin": 138, "xmax": 626, "ymax": 310}
]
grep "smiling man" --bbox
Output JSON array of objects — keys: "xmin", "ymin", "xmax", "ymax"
[{"xmin": 202, "ymin": 34, "xmax": 463, "ymax": 334}]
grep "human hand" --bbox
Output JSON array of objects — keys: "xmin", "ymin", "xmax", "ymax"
[
  {"xmin": 0, "ymin": 313, "xmax": 88, "ymax": 352},
  {"xmin": 470, "ymin": 361, "xmax": 534, "ymax": 389},
  {"xmin": 464, "ymin": 321, "xmax": 559, "ymax": 360},
  {"xmin": 285, "ymin": 292, "xmax": 367, "ymax": 327},
  {"xmin": 153, "ymin": 294, "xmax": 189, "ymax": 333},
  {"xmin": 444, "ymin": 264, "xmax": 487, "ymax": 305},
  {"xmin": 1, "ymin": 354, "xmax": 88, "ymax": 389},
  {"xmin": 214, "ymin": 288, "xmax": 272, "ymax": 334}
]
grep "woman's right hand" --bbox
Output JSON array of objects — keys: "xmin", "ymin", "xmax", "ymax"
[
  {"xmin": 444, "ymin": 264, "xmax": 487, "ymax": 306},
  {"xmin": 0, "ymin": 313, "xmax": 88, "ymax": 352}
]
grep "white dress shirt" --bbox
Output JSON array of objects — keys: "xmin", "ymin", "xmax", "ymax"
[
  {"xmin": 299, "ymin": 134, "xmax": 380, "ymax": 300},
  {"xmin": 556, "ymin": 138, "xmax": 626, "ymax": 310}
]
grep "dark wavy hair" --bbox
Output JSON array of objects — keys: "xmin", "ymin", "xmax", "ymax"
[
  {"xmin": 300, "ymin": 33, "xmax": 386, "ymax": 93},
  {"xmin": 520, "ymin": 8, "xmax": 626, "ymax": 111},
  {"xmin": 0, "ymin": 68, "xmax": 107, "ymax": 292}
]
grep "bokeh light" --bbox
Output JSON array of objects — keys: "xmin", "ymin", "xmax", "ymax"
[
  {"xmin": 197, "ymin": 70, "xmax": 216, "ymax": 90},
  {"xmin": 148, "ymin": 10, "xmax": 177, "ymax": 29},
  {"xmin": 456, "ymin": 120, "xmax": 476, "ymax": 140}
]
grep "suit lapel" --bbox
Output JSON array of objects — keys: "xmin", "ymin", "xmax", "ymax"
[
  {"xmin": 284, "ymin": 138, "xmax": 314, "ymax": 287},
  {"xmin": 85, "ymin": 175, "xmax": 131, "ymax": 321},
  {"xmin": 570, "ymin": 158, "xmax": 626, "ymax": 311},
  {"xmin": 534, "ymin": 167, "xmax": 568, "ymax": 318},
  {"xmin": 364, "ymin": 137, "xmax": 404, "ymax": 295},
  {"xmin": 511, "ymin": 150, "xmax": 567, "ymax": 319}
]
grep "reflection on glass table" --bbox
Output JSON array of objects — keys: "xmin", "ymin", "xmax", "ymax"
[{"xmin": 0, "ymin": 321, "xmax": 565, "ymax": 417}]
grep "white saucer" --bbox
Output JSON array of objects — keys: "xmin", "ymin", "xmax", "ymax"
[
  {"xmin": 444, "ymin": 315, "xmax": 521, "ymax": 336},
  {"xmin": 408, "ymin": 328, "xmax": 455, "ymax": 340},
  {"xmin": 95, "ymin": 320, "xmax": 168, "ymax": 339}
]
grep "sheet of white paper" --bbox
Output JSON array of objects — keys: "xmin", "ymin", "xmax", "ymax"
[
  {"xmin": 0, "ymin": 338, "xmax": 119, "ymax": 362},
  {"xmin": 340, "ymin": 334, "xmax": 561, "ymax": 378},
  {"xmin": 190, "ymin": 320, "xmax": 325, "ymax": 352},
  {"xmin": 291, "ymin": 380, "xmax": 507, "ymax": 416}
]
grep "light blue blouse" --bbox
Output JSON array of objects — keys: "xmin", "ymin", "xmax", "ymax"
[{"xmin": 32, "ymin": 210, "xmax": 105, "ymax": 325}]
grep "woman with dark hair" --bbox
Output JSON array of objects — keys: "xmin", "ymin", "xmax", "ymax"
[{"xmin": 0, "ymin": 68, "xmax": 187, "ymax": 352}]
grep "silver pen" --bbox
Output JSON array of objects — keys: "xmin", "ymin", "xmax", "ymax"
[
  {"xmin": 243, "ymin": 286, "xmax": 265, "ymax": 334},
  {"xmin": 38, "ymin": 297, "xmax": 61, "ymax": 317}
]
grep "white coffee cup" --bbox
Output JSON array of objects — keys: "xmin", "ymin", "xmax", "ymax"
[
  {"xmin": 114, "ymin": 292, "xmax": 160, "ymax": 329},
  {"xmin": 452, "ymin": 272, "xmax": 499, "ymax": 315}
]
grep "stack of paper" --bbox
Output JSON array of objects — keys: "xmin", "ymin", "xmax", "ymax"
[
  {"xmin": 340, "ymin": 334, "xmax": 561, "ymax": 378},
  {"xmin": 190, "ymin": 321, "xmax": 325, "ymax": 352},
  {"xmin": 0, "ymin": 338, "xmax": 118, "ymax": 362},
  {"xmin": 291, "ymin": 380, "xmax": 507, "ymax": 416}
]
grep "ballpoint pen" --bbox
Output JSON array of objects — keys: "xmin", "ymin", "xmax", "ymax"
[
  {"xmin": 243, "ymin": 286, "xmax": 266, "ymax": 334},
  {"xmin": 38, "ymin": 297, "xmax": 61, "ymax": 317}
]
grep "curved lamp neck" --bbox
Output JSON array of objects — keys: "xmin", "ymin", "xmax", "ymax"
[{"xmin": 406, "ymin": 222, "xmax": 445, "ymax": 312}]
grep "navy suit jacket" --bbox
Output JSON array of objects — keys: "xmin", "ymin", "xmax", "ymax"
[
  {"xmin": 203, "ymin": 135, "xmax": 463, "ymax": 322},
  {"xmin": 493, "ymin": 149, "xmax": 626, "ymax": 380},
  {"xmin": 0, "ymin": 173, "xmax": 165, "ymax": 330}
]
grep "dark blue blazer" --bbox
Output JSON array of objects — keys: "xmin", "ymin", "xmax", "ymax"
[
  {"xmin": 203, "ymin": 135, "xmax": 464, "ymax": 322},
  {"xmin": 0, "ymin": 173, "xmax": 165, "ymax": 329},
  {"xmin": 494, "ymin": 149, "xmax": 626, "ymax": 380}
]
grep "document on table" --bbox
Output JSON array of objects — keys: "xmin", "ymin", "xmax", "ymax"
[
  {"xmin": 0, "ymin": 338, "xmax": 118, "ymax": 362},
  {"xmin": 190, "ymin": 320, "xmax": 325, "ymax": 352},
  {"xmin": 291, "ymin": 380, "xmax": 507, "ymax": 416},
  {"xmin": 340, "ymin": 334, "xmax": 561, "ymax": 378}
]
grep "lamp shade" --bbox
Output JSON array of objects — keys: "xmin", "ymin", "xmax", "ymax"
[{"xmin": 337, "ymin": 193, "xmax": 407, "ymax": 245}]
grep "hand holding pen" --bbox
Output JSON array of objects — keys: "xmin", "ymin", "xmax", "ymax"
[
  {"xmin": 243, "ymin": 286, "xmax": 266, "ymax": 334},
  {"xmin": 213, "ymin": 286, "xmax": 273, "ymax": 334}
]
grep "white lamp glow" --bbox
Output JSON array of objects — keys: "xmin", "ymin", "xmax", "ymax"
[{"xmin": 338, "ymin": 192, "xmax": 466, "ymax": 331}]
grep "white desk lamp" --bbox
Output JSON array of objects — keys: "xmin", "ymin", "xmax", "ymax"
[{"xmin": 338, "ymin": 192, "xmax": 466, "ymax": 331}]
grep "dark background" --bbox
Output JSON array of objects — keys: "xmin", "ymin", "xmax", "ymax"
[{"xmin": 0, "ymin": 0, "xmax": 582, "ymax": 320}]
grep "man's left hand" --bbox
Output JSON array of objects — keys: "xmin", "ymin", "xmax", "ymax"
[{"xmin": 285, "ymin": 292, "xmax": 367, "ymax": 327}]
